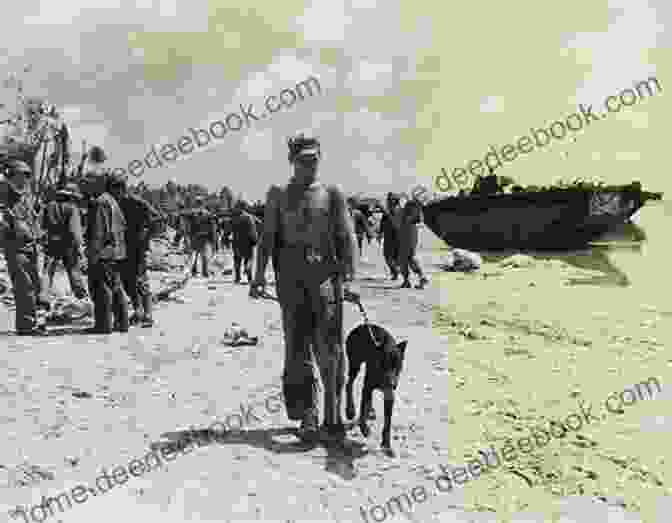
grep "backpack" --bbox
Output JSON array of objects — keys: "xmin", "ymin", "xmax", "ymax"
[{"xmin": 190, "ymin": 210, "xmax": 214, "ymax": 239}]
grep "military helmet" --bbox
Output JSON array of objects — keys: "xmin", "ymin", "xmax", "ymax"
[{"xmin": 88, "ymin": 145, "xmax": 107, "ymax": 164}]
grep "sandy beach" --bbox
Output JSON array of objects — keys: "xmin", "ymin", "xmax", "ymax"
[{"xmin": 1, "ymin": 202, "xmax": 670, "ymax": 523}]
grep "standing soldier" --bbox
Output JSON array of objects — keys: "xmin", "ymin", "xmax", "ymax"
[
  {"xmin": 186, "ymin": 196, "xmax": 218, "ymax": 278},
  {"xmin": 249, "ymin": 133, "xmax": 357, "ymax": 443},
  {"xmin": 82, "ymin": 170, "xmax": 129, "ymax": 334},
  {"xmin": 111, "ymin": 178, "xmax": 162, "ymax": 327},
  {"xmin": 398, "ymin": 198, "xmax": 429, "ymax": 289},
  {"xmin": 379, "ymin": 192, "xmax": 402, "ymax": 280},
  {"xmin": 0, "ymin": 160, "xmax": 47, "ymax": 335},
  {"xmin": 347, "ymin": 197, "xmax": 371, "ymax": 257},
  {"xmin": 219, "ymin": 212, "xmax": 233, "ymax": 250},
  {"xmin": 42, "ymin": 182, "xmax": 89, "ymax": 301},
  {"xmin": 230, "ymin": 199, "xmax": 258, "ymax": 284}
]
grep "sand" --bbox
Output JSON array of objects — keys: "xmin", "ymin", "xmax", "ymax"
[{"xmin": 0, "ymin": 225, "xmax": 670, "ymax": 523}]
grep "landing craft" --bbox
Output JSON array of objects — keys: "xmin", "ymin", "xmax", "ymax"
[{"xmin": 418, "ymin": 178, "xmax": 662, "ymax": 250}]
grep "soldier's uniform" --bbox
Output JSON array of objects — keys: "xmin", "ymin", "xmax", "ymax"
[
  {"xmin": 186, "ymin": 201, "xmax": 218, "ymax": 277},
  {"xmin": 253, "ymin": 135, "xmax": 356, "ymax": 441},
  {"xmin": 379, "ymin": 194, "xmax": 402, "ymax": 280},
  {"xmin": 86, "ymin": 184, "xmax": 128, "ymax": 334},
  {"xmin": 0, "ymin": 161, "xmax": 46, "ymax": 335},
  {"xmin": 231, "ymin": 204, "xmax": 258, "ymax": 283},
  {"xmin": 118, "ymin": 192, "xmax": 162, "ymax": 326},
  {"xmin": 398, "ymin": 199, "xmax": 428, "ymax": 289},
  {"xmin": 42, "ymin": 184, "xmax": 88, "ymax": 299}
]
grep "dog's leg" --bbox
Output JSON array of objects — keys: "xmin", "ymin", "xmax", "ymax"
[
  {"xmin": 381, "ymin": 387, "xmax": 395, "ymax": 456},
  {"xmin": 345, "ymin": 355, "xmax": 360, "ymax": 421},
  {"xmin": 359, "ymin": 380, "xmax": 374, "ymax": 438}
]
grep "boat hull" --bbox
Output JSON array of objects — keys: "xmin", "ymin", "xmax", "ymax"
[{"xmin": 421, "ymin": 187, "xmax": 656, "ymax": 250}]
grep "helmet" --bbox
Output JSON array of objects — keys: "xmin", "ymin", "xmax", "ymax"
[{"xmin": 88, "ymin": 146, "xmax": 107, "ymax": 164}]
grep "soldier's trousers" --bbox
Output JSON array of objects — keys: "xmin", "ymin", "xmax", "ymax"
[
  {"xmin": 383, "ymin": 235, "xmax": 400, "ymax": 277},
  {"xmin": 190, "ymin": 238, "xmax": 213, "ymax": 277},
  {"xmin": 4, "ymin": 246, "xmax": 40, "ymax": 333},
  {"xmin": 232, "ymin": 243, "xmax": 254, "ymax": 282},
  {"xmin": 121, "ymin": 248, "xmax": 152, "ymax": 320},
  {"xmin": 399, "ymin": 246, "xmax": 425, "ymax": 281},
  {"xmin": 276, "ymin": 250, "xmax": 345, "ymax": 426},
  {"xmin": 47, "ymin": 247, "xmax": 88, "ymax": 299},
  {"xmin": 88, "ymin": 260, "xmax": 129, "ymax": 333}
]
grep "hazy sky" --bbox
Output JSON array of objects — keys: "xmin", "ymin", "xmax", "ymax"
[{"xmin": 0, "ymin": 0, "xmax": 669, "ymax": 202}]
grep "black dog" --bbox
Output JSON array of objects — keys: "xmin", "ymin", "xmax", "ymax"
[{"xmin": 345, "ymin": 324, "xmax": 407, "ymax": 455}]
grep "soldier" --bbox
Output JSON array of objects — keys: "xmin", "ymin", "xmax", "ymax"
[
  {"xmin": 230, "ymin": 199, "xmax": 258, "ymax": 284},
  {"xmin": 249, "ymin": 133, "xmax": 357, "ymax": 443},
  {"xmin": 111, "ymin": 177, "xmax": 162, "ymax": 327},
  {"xmin": 82, "ymin": 170, "xmax": 129, "ymax": 334},
  {"xmin": 378, "ymin": 192, "xmax": 402, "ymax": 280},
  {"xmin": 398, "ymin": 199, "xmax": 429, "ymax": 289},
  {"xmin": 42, "ymin": 182, "xmax": 89, "ymax": 300},
  {"xmin": 186, "ymin": 196, "xmax": 218, "ymax": 278},
  {"xmin": 219, "ymin": 213, "xmax": 233, "ymax": 250},
  {"xmin": 0, "ymin": 160, "xmax": 48, "ymax": 335},
  {"xmin": 347, "ymin": 197, "xmax": 371, "ymax": 257}
]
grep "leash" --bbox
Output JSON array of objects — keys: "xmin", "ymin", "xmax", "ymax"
[{"xmin": 345, "ymin": 289, "xmax": 382, "ymax": 347}]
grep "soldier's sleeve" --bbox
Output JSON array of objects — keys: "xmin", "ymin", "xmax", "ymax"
[
  {"xmin": 87, "ymin": 200, "xmax": 104, "ymax": 259},
  {"xmin": 260, "ymin": 185, "xmax": 281, "ymax": 254},
  {"xmin": 68, "ymin": 204, "xmax": 84, "ymax": 247},
  {"xmin": 247, "ymin": 214, "xmax": 259, "ymax": 244}
]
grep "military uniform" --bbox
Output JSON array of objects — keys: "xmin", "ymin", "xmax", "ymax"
[
  {"xmin": 231, "ymin": 209, "xmax": 258, "ymax": 283},
  {"xmin": 86, "ymin": 191, "xmax": 128, "ymax": 333},
  {"xmin": 0, "ymin": 180, "xmax": 44, "ymax": 334},
  {"xmin": 272, "ymin": 183, "xmax": 353, "ymax": 430},
  {"xmin": 186, "ymin": 206, "xmax": 217, "ymax": 277},
  {"xmin": 350, "ymin": 206, "xmax": 370, "ymax": 254},
  {"xmin": 42, "ymin": 193, "xmax": 88, "ymax": 299},
  {"xmin": 379, "ymin": 205, "xmax": 401, "ymax": 279},
  {"xmin": 398, "ymin": 200, "xmax": 428, "ymax": 289},
  {"xmin": 118, "ymin": 192, "xmax": 161, "ymax": 325}
]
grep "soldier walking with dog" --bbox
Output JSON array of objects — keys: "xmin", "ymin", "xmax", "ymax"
[{"xmin": 249, "ymin": 133, "xmax": 357, "ymax": 443}]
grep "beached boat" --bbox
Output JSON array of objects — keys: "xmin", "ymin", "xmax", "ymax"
[{"xmin": 421, "ymin": 182, "xmax": 662, "ymax": 250}]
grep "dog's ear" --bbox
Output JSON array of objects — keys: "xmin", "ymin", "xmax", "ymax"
[{"xmin": 396, "ymin": 340, "xmax": 407, "ymax": 356}]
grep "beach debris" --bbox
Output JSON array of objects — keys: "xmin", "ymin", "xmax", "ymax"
[
  {"xmin": 221, "ymin": 322, "xmax": 259, "ymax": 346},
  {"xmin": 154, "ymin": 272, "xmax": 190, "ymax": 302},
  {"xmin": 499, "ymin": 254, "xmax": 535, "ymax": 268},
  {"xmin": 72, "ymin": 390, "xmax": 92, "ymax": 399},
  {"xmin": 440, "ymin": 248, "xmax": 482, "ymax": 272},
  {"xmin": 6, "ymin": 463, "xmax": 55, "ymax": 487},
  {"xmin": 45, "ymin": 297, "xmax": 93, "ymax": 324}
]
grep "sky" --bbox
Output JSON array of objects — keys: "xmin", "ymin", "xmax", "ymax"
[{"xmin": 0, "ymin": 0, "xmax": 669, "ymax": 203}]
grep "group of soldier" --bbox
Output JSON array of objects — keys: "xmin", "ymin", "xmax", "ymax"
[
  {"xmin": 173, "ymin": 197, "xmax": 260, "ymax": 284},
  {"xmin": 0, "ymin": 144, "xmax": 267, "ymax": 336},
  {"xmin": 348, "ymin": 192, "xmax": 428, "ymax": 290},
  {"xmin": 0, "ymin": 147, "xmax": 162, "ymax": 335}
]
